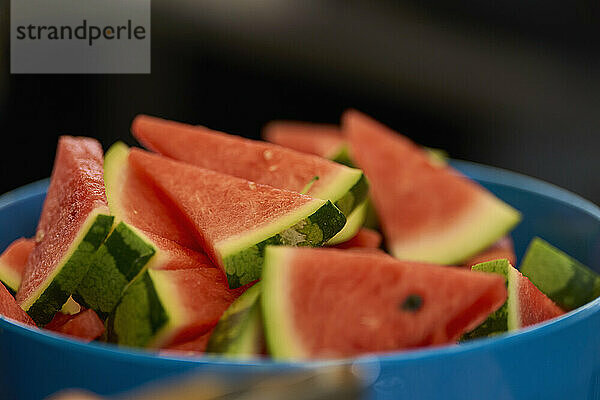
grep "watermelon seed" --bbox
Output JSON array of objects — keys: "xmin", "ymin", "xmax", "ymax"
[{"xmin": 400, "ymin": 295, "xmax": 423, "ymax": 312}]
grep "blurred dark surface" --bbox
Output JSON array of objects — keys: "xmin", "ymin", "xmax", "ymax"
[{"xmin": 1, "ymin": 0, "xmax": 598, "ymax": 203}]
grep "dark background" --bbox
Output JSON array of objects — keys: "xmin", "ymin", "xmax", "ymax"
[{"xmin": 1, "ymin": 1, "xmax": 599, "ymax": 203}]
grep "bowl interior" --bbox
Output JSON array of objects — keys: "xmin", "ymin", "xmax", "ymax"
[{"xmin": 1, "ymin": 161, "xmax": 600, "ymax": 398}]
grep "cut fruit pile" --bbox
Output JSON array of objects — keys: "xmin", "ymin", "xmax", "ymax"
[{"xmin": 0, "ymin": 112, "xmax": 596, "ymax": 360}]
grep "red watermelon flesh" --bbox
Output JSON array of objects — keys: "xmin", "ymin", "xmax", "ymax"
[
  {"xmin": 462, "ymin": 236, "xmax": 516, "ymax": 268},
  {"xmin": 262, "ymin": 121, "xmax": 346, "ymax": 159},
  {"xmin": 46, "ymin": 309, "xmax": 105, "ymax": 342},
  {"xmin": 262, "ymin": 247, "xmax": 507, "ymax": 358},
  {"xmin": 131, "ymin": 115, "xmax": 364, "ymax": 212},
  {"xmin": 17, "ymin": 137, "xmax": 112, "ymax": 324},
  {"xmin": 344, "ymin": 110, "xmax": 521, "ymax": 265},
  {"xmin": 0, "ymin": 238, "xmax": 35, "ymax": 292},
  {"xmin": 146, "ymin": 232, "xmax": 216, "ymax": 271},
  {"xmin": 158, "ymin": 270, "xmax": 251, "ymax": 346},
  {"xmin": 105, "ymin": 143, "xmax": 201, "ymax": 251},
  {"xmin": 332, "ymin": 228, "xmax": 382, "ymax": 250},
  {"xmin": 0, "ymin": 281, "xmax": 35, "ymax": 326},
  {"xmin": 516, "ymin": 269, "xmax": 565, "ymax": 327}
]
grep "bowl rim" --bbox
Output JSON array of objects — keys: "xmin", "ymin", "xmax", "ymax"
[{"xmin": 1, "ymin": 159, "xmax": 599, "ymax": 368}]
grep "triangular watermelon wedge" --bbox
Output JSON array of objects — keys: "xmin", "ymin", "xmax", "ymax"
[
  {"xmin": 108, "ymin": 267, "xmax": 246, "ymax": 348},
  {"xmin": 344, "ymin": 110, "xmax": 521, "ymax": 264},
  {"xmin": 0, "ymin": 238, "xmax": 35, "ymax": 293},
  {"xmin": 463, "ymin": 259, "xmax": 565, "ymax": 340},
  {"xmin": 129, "ymin": 148, "xmax": 346, "ymax": 288},
  {"xmin": 16, "ymin": 137, "xmax": 114, "ymax": 325},
  {"xmin": 131, "ymin": 115, "xmax": 368, "ymax": 220},
  {"xmin": 0, "ymin": 281, "xmax": 35, "ymax": 326},
  {"xmin": 104, "ymin": 142, "xmax": 200, "ymax": 251},
  {"xmin": 261, "ymin": 247, "xmax": 507, "ymax": 359}
]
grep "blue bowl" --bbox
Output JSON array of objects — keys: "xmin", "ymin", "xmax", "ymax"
[{"xmin": 1, "ymin": 160, "xmax": 600, "ymax": 400}]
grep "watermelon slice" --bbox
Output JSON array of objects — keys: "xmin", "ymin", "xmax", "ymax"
[
  {"xmin": 104, "ymin": 142, "xmax": 200, "ymax": 251},
  {"xmin": 519, "ymin": 237, "xmax": 600, "ymax": 311},
  {"xmin": 462, "ymin": 236, "xmax": 516, "ymax": 268},
  {"xmin": 0, "ymin": 238, "xmax": 34, "ymax": 292},
  {"xmin": 463, "ymin": 259, "xmax": 565, "ymax": 340},
  {"xmin": 344, "ymin": 110, "xmax": 521, "ymax": 264},
  {"xmin": 131, "ymin": 115, "xmax": 368, "ymax": 219},
  {"xmin": 45, "ymin": 308, "xmax": 105, "ymax": 342},
  {"xmin": 129, "ymin": 148, "xmax": 346, "ymax": 288},
  {"xmin": 16, "ymin": 137, "xmax": 114, "ymax": 325},
  {"xmin": 108, "ymin": 268, "xmax": 246, "ymax": 348},
  {"xmin": 0, "ymin": 280, "xmax": 35, "ymax": 326},
  {"xmin": 261, "ymin": 247, "xmax": 507, "ymax": 359},
  {"xmin": 206, "ymin": 282, "xmax": 264, "ymax": 357},
  {"xmin": 331, "ymin": 228, "xmax": 382, "ymax": 250}
]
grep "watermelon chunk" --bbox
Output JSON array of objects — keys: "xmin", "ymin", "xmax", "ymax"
[
  {"xmin": 261, "ymin": 247, "xmax": 507, "ymax": 359},
  {"xmin": 131, "ymin": 115, "xmax": 368, "ymax": 219},
  {"xmin": 520, "ymin": 237, "xmax": 600, "ymax": 310},
  {"xmin": 46, "ymin": 308, "xmax": 105, "ymax": 342},
  {"xmin": 0, "ymin": 281, "xmax": 35, "ymax": 326},
  {"xmin": 16, "ymin": 137, "xmax": 114, "ymax": 325},
  {"xmin": 206, "ymin": 281, "xmax": 264, "ymax": 357},
  {"xmin": 462, "ymin": 236, "xmax": 516, "ymax": 268},
  {"xmin": 108, "ymin": 268, "xmax": 245, "ymax": 348},
  {"xmin": 104, "ymin": 142, "xmax": 200, "ymax": 251},
  {"xmin": 0, "ymin": 238, "xmax": 35, "ymax": 292},
  {"xmin": 331, "ymin": 228, "xmax": 382, "ymax": 250},
  {"xmin": 344, "ymin": 110, "xmax": 521, "ymax": 264},
  {"xmin": 129, "ymin": 148, "xmax": 346, "ymax": 288},
  {"xmin": 463, "ymin": 259, "xmax": 565, "ymax": 340}
]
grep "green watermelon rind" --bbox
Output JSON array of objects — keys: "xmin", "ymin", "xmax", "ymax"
[
  {"xmin": 326, "ymin": 200, "xmax": 368, "ymax": 245},
  {"xmin": 74, "ymin": 222, "xmax": 156, "ymax": 319},
  {"xmin": 331, "ymin": 172, "xmax": 369, "ymax": 217},
  {"xmin": 519, "ymin": 237, "xmax": 600, "ymax": 311},
  {"xmin": 109, "ymin": 268, "xmax": 195, "ymax": 348},
  {"xmin": 219, "ymin": 200, "xmax": 346, "ymax": 288},
  {"xmin": 261, "ymin": 246, "xmax": 308, "ymax": 359},
  {"xmin": 22, "ymin": 211, "xmax": 114, "ymax": 326},
  {"xmin": 103, "ymin": 141, "xmax": 130, "ymax": 223},
  {"xmin": 390, "ymin": 192, "xmax": 521, "ymax": 265},
  {"xmin": 329, "ymin": 144, "xmax": 354, "ymax": 167},
  {"xmin": 107, "ymin": 270, "xmax": 169, "ymax": 348},
  {"xmin": 462, "ymin": 259, "xmax": 520, "ymax": 340},
  {"xmin": 206, "ymin": 282, "xmax": 263, "ymax": 357},
  {"xmin": 0, "ymin": 259, "xmax": 21, "ymax": 294}
]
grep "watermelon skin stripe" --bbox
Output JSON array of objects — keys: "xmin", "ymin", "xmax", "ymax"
[
  {"xmin": 520, "ymin": 238, "xmax": 600, "ymax": 311},
  {"xmin": 220, "ymin": 200, "xmax": 346, "ymax": 288},
  {"xmin": 206, "ymin": 282, "xmax": 264, "ymax": 357},
  {"xmin": 74, "ymin": 222, "xmax": 156, "ymax": 319},
  {"xmin": 24, "ymin": 212, "xmax": 114, "ymax": 326},
  {"xmin": 107, "ymin": 271, "xmax": 168, "ymax": 347}
]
